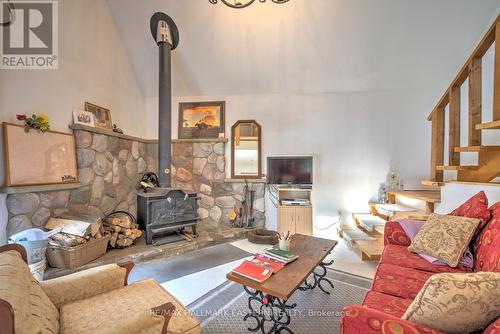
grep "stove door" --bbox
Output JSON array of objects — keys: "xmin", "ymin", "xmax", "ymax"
[
  {"xmin": 149, "ymin": 198, "xmax": 177, "ymax": 225},
  {"xmin": 175, "ymin": 196, "xmax": 197, "ymax": 221}
]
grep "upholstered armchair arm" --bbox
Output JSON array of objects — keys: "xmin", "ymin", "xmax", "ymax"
[
  {"xmin": 383, "ymin": 221, "xmax": 411, "ymax": 246},
  {"xmin": 40, "ymin": 262, "xmax": 133, "ymax": 309},
  {"xmin": 340, "ymin": 305, "xmax": 443, "ymax": 334}
]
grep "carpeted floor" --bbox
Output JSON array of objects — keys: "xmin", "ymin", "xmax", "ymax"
[{"xmin": 189, "ymin": 269, "xmax": 371, "ymax": 334}]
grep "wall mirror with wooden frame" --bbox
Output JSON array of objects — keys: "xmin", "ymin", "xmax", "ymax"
[{"xmin": 231, "ymin": 120, "xmax": 262, "ymax": 179}]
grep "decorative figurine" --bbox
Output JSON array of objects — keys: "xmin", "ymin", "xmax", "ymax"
[
  {"xmin": 378, "ymin": 184, "xmax": 387, "ymax": 204},
  {"xmin": 112, "ymin": 124, "xmax": 123, "ymax": 134}
]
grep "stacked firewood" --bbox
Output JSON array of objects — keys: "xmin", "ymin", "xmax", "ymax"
[
  {"xmin": 102, "ymin": 215, "xmax": 142, "ymax": 248},
  {"xmin": 46, "ymin": 217, "xmax": 105, "ymax": 247}
]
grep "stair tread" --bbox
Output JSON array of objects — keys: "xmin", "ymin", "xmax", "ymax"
[
  {"xmin": 476, "ymin": 120, "xmax": 500, "ymax": 130},
  {"xmin": 447, "ymin": 180, "xmax": 500, "ymax": 187},
  {"xmin": 421, "ymin": 180, "xmax": 445, "ymax": 187},
  {"xmin": 387, "ymin": 190, "xmax": 441, "ymax": 203},
  {"xmin": 436, "ymin": 165, "xmax": 479, "ymax": 171},
  {"xmin": 454, "ymin": 145, "xmax": 500, "ymax": 152}
]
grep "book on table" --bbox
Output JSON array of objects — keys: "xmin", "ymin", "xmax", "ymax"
[
  {"xmin": 250, "ymin": 255, "xmax": 286, "ymax": 272},
  {"xmin": 231, "ymin": 260, "xmax": 273, "ymax": 283},
  {"xmin": 264, "ymin": 248, "xmax": 299, "ymax": 264}
]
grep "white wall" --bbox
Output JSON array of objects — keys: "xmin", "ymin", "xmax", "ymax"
[
  {"xmin": 168, "ymin": 91, "xmax": 429, "ymax": 218},
  {"xmin": 436, "ymin": 183, "xmax": 500, "ymax": 213},
  {"xmin": 0, "ymin": 0, "xmax": 146, "ymax": 244}
]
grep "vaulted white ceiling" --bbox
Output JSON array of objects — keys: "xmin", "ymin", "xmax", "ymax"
[{"xmin": 106, "ymin": 0, "xmax": 500, "ymax": 98}]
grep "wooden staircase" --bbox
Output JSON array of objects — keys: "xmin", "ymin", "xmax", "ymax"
[{"xmin": 426, "ymin": 15, "xmax": 500, "ymax": 185}]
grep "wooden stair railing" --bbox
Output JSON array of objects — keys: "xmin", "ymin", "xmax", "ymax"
[{"xmin": 427, "ymin": 14, "xmax": 500, "ymax": 184}]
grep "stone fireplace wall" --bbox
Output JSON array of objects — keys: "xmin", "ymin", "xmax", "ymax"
[
  {"xmin": 4, "ymin": 129, "xmax": 265, "ymax": 238},
  {"xmin": 171, "ymin": 141, "xmax": 266, "ymax": 225},
  {"xmin": 4, "ymin": 129, "xmax": 157, "ymax": 237}
]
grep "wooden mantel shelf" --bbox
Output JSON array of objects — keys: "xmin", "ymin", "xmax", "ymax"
[
  {"xmin": 69, "ymin": 124, "xmax": 157, "ymax": 143},
  {"xmin": 1, "ymin": 182, "xmax": 82, "ymax": 194},
  {"xmin": 69, "ymin": 124, "xmax": 228, "ymax": 144},
  {"xmin": 172, "ymin": 138, "xmax": 228, "ymax": 143}
]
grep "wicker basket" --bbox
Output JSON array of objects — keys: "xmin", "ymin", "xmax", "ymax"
[{"xmin": 47, "ymin": 235, "xmax": 110, "ymax": 270}]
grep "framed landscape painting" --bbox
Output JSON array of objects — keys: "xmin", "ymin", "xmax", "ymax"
[
  {"xmin": 3, "ymin": 123, "xmax": 79, "ymax": 187},
  {"xmin": 178, "ymin": 101, "xmax": 225, "ymax": 139}
]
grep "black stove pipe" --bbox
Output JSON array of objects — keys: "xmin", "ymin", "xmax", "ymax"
[{"xmin": 150, "ymin": 13, "xmax": 179, "ymax": 188}]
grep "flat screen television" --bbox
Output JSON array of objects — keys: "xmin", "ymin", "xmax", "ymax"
[{"xmin": 267, "ymin": 156, "xmax": 313, "ymax": 185}]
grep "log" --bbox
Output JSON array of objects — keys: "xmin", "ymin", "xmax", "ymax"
[
  {"xmin": 110, "ymin": 233, "xmax": 118, "ymax": 248},
  {"xmin": 119, "ymin": 216, "xmax": 132, "ymax": 229},
  {"xmin": 102, "ymin": 214, "xmax": 142, "ymax": 248},
  {"xmin": 45, "ymin": 218, "xmax": 91, "ymax": 237},
  {"xmin": 117, "ymin": 238, "xmax": 133, "ymax": 248},
  {"xmin": 104, "ymin": 225, "xmax": 121, "ymax": 233},
  {"xmin": 130, "ymin": 229, "xmax": 142, "ymax": 239},
  {"xmin": 50, "ymin": 233, "xmax": 86, "ymax": 247}
]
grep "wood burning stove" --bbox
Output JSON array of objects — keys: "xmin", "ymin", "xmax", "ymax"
[
  {"xmin": 136, "ymin": 13, "xmax": 199, "ymax": 245},
  {"xmin": 137, "ymin": 189, "xmax": 198, "ymax": 244}
]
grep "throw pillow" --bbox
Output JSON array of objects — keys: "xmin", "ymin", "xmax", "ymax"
[
  {"xmin": 408, "ymin": 213, "xmax": 480, "ymax": 267},
  {"xmin": 474, "ymin": 201, "xmax": 500, "ymax": 272},
  {"xmin": 450, "ymin": 191, "xmax": 491, "ymax": 231},
  {"xmin": 402, "ymin": 272, "xmax": 500, "ymax": 334}
]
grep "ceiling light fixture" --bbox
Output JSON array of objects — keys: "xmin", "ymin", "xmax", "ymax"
[{"xmin": 209, "ymin": 0, "xmax": 290, "ymax": 9}]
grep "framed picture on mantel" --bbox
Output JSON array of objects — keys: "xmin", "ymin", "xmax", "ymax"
[
  {"xmin": 178, "ymin": 101, "xmax": 225, "ymax": 139},
  {"xmin": 3, "ymin": 123, "xmax": 79, "ymax": 187}
]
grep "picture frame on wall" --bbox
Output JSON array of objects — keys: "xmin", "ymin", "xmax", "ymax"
[
  {"xmin": 84, "ymin": 102, "xmax": 113, "ymax": 130},
  {"xmin": 3, "ymin": 122, "xmax": 79, "ymax": 187},
  {"xmin": 73, "ymin": 109, "xmax": 95, "ymax": 127},
  {"xmin": 178, "ymin": 101, "xmax": 225, "ymax": 139}
]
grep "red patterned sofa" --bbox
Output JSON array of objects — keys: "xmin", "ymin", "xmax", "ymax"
[{"xmin": 340, "ymin": 193, "xmax": 500, "ymax": 334}]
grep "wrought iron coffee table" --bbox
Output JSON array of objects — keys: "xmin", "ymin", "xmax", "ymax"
[{"xmin": 226, "ymin": 234, "xmax": 338, "ymax": 334}]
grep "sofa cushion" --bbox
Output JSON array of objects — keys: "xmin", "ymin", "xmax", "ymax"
[
  {"xmin": 362, "ymin": 290, "xmax": 412, "ymax": 318},
  {"xmin": 371, "ymin": 263, "xmax": 433, "ymax": 300},
  {"xmin": 474, "ymin": 201, "xmax": 500, "ymax": 272},
  {"xmin": 0, "ymin": 250, "xmax": 59, "ymax": 334},
  {"xmin": 60, "ymin": 278, "xmax": 200, "ymax": 334},
  {"xmin": 381, "ymin": 244, "xmax": 471, "ymax": 273},
  {"xmin": 450, "ymin": 190, "xmax": 491, "ymax": 232},
  {"xmin": 484, "ymin": 318, "xmax": 500, "ymax": 334},
  {"xmin": 408, "ymin": 214, "xmax": 480, "ymax": 267},
  {"xmin": 402, "ymin": 272, "xmax": 500, "ymax": 334},
  {"xmin": 383, "ymin": 220, "xmax": 411, "ymax": 246}
]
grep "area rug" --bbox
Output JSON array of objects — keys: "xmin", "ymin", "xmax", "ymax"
[{"xmin": 188, "ymin": 269, "xmax": 371, "ymax": 334}]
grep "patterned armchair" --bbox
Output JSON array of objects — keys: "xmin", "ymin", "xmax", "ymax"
[{"xmin": 0, "ymin": 244, "xmax": 201, "ymax": 334}]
